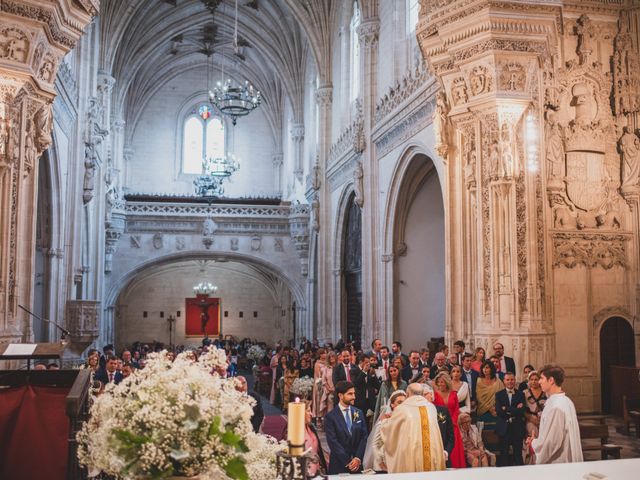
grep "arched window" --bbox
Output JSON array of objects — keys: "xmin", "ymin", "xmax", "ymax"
[
  {"xmin": 182, "ymin": 104, "xmax": 225, "ymax": 174},
  {"xmin": 349, "ymin": 1, "xmax": 361, "ymax": 102}
]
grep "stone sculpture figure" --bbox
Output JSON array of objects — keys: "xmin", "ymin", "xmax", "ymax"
[
  {"xmin": 353, "ymin": 161, "xmax": 364, "ymax": 207},
  {"xmin": 620, "ymin": 126, "xmax": 640, "ymax": 191},
  {"xmin": 545, "ymin": 110, "xmax": 565, "ymax": 187},
  {"xmin": 434, "ymin": 91, "xmax": 450, "ymax": 156},
  {"xmin": 311, "ymin": 195, "xmax": 320, "ymax": 232},
  {"xmin": 83, "ymin": 144, "xmax": 96, "ymax": 204},
  {"xmin": 571, "ymin": 83, "xmax": 594, "ymax": 125}
]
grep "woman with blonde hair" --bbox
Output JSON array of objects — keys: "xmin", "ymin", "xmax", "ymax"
[
  {"xmin": 433, "ymin": 372, "xmax": 466, "ymax": 468},
  {"xmin": 320, "ymin": 351, "xmax": 338, "ymax": 416},
  {"xmin": 312, "ymin": 348, "xmax": 327, "ymax": 427},
  {"xmin": 458, "ymin": 412, "xmax": 496, "ymax": 467},
  {"xmin": 470, "ymin": 347, "xmax": 486, "ymax": 373}
]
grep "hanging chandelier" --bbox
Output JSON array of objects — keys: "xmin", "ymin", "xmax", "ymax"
[
  {"xmin": 208, "ymin": 0, "xmax": 261, "ymax": 125},
  {"xmin": 193, "ymin": 281, "xmax": 218, "ymax": 297},
  {"xmin": 194, "ymin": 152, "xmax": 240, "ymax": 197},
  {"xmin": 210, "ymin": 80, "xmax": 261, "ymax": 126}
]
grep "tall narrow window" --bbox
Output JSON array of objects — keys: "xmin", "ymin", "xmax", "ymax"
[
  {"xmin": 408, "ymin": 0, "xmax": 420, "ymax": 34},
  {"xmin": 349, "ymin": 1, "xmax": 361, "ymax": 102},
  {"xmin": 182, "ymin": 104, "xmax": 225, "ymax": 174}
]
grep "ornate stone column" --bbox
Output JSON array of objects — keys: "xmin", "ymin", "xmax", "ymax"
[
  {"xmin": 0, "ymin": 0, "xmax": 98, "ymax": 345},
  {"xmin": 417, "ymin": 0, "xmax": 557, "ymax": 369},
  {"xmin": 290, "ymin": 123, "xmax": 304, "ymax": 182},
  {"xmin": 315, "ymin": 84, "xmax": 333, "ymax": 341},
  {"xmin": 356, "ymin": 14, "xmax": 380, "ymax": 348}
]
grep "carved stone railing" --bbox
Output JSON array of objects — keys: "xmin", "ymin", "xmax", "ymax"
[{"xmin": 125, "ymin": 201, "xmax": 291, "ymax": 218}]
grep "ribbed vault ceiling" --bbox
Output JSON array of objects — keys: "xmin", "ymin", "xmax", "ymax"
[{"xmin": 98, "ymin": 0, "xmax": 315, "ymax": 144}]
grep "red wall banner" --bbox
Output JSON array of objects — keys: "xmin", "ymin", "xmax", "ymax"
[{"xmin": 185, "ymin": 296, "xmax": 220, "ymax": 336}]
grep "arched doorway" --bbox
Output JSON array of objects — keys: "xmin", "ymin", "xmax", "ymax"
[
  {"xmin": 33, "ymin": 152, "xmax": 52, "ymax": 342},
  {"xmin": 394, "ymin": 155, "xmax": 445, "ymax": 351},
  {"xmin": 342, "ymin": 194, "xmax": 362, "ymax": 345},
  {"xmin": 600, "ymin": 316, "xmax": 635, "ymax": 412}
]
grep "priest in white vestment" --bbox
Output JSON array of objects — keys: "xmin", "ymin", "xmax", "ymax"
[
  {"xmin": 380, "ymin": 383, "xmax": 446, "ymax": 473},
  {"xmin": 529, "ymin": 365, "xmax": 583, "ymax": 464}
]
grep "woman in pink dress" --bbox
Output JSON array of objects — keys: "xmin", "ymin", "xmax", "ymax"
[
  {"xmin": 312, "ymin": 348, "xmax": 327, "ymax": 426},
  {"xmin": 269, "ymin": 348, "xmax": 281, "ymax": 404},
  {"xmin": 433, "ymin": 371, "xmax": 466, "ymax": 468},
  {"xmin": 320, "ymin": 351, "xmax": 337, "ymax": 417}
]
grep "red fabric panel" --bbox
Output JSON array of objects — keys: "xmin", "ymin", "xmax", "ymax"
[
  {"xmin": 185, "ymin": 296, "xmax": 220, "ymax": 336},
  {"xmin": 0, "ymin": 385, "xmax": 70, "ymax": 480}
]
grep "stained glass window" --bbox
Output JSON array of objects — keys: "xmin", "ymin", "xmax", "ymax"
[{"xmin": 182, "ymin": 105, "xmax": 225, "ymax": 174}]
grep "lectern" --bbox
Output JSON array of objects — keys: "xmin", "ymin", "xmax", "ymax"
[{"xmin": 0, "ymin": 342, "xmax": 67, "ymax": 369}]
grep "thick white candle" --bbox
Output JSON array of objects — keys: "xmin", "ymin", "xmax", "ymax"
[{"xmin": 287, "ymin": 397, "xmax": 305, "ymax": 456}]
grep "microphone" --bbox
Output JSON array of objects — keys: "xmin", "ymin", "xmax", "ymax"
[{"xmin": 18, "ymin": 304, "xmax": 71, "ymax": 340}]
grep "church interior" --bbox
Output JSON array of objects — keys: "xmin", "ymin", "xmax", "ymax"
[{"xmin": 1, "ymin": 0, "xmax": 640, "ymax": 476}]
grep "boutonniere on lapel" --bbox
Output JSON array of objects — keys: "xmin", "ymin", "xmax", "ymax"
[
  {"xmin": 437, "ymin": 412, "xmax": 446, "ymax": 424},
  {"xmin": 352, "ymin": 410, "xmax": 360, "ymax": 422}
]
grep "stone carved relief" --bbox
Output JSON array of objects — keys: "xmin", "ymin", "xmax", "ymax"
[
  {"xmin": 176, "ymin": 237, "xmax": 185, "ymax": 250},
  {"xmin": 311, "ymin": 195, "xmax": 320, "ymax": 232},
  {"xmin": 230, "ymin": 238, "xmax": 239, "ymax": 251},
  {"xmin": 23, "ymin": 119, "xmax": 35, "ymax": 176},
  {"xmin": 311, "ymin": 156, "xmax": 321, "ymax": 191},
  {"xmin": 451, "ymin": 77, "xmax": 468, "ymax": 105},
  {"xmin": 152, "ymin": 233, "xmax": 163, "ymax": 250},
  {"xmin": 500, "ymin": 61, "xmax": 526, "ymax": 92},
  {"xmin": 251, "ymin": 236, "xmax": 262, "ymax": 252},
  {"xmin": 38, "ymin": 52, "xmax": 56, "ymax": 83},
  {"xmin": 82, "ymin": 143, "xmax": 96, "ymax": 204},
  {"xmin": 516, "ymin": 175, "xmax": 528, "ymax": 312},
  {"xmin": 613, "ymin": 12, "xmax": 640, "ymax": 116},
  {"xmin": 375, "ymin": 61, "xmax": 430, "ymax": 124},
  {"xmin": 130, "ymin": 235, "xmax": 141, "ymax": 248},
  {"xmin": 202, "ymin": 218, "xmax": 216, "ymax": 249},
  {"xmin": 434, "ymin": 91, "xmax": 451, "ymax": 157},
  {"xmin": 353, "ymin": 161, "xmax": 364, "ymax": 208},
  {"xmin": 545, "ymin": 109, "xmax": 565, "ymax": 190},
  {"xmin": 0, "ymin": 26, "xmax": 29, "ymax": 63},
  {"xmin": 619, "ymin": 126, "xmax": 640, "ymax": 192},
  {"xmin": 575, "ymin": 14, "xmax": 598, "ymax": 66},
  {"xmin": 469, "ymin": 65, "xmax": 492, "ymax": 96},
  {"xmin": 461, "ymin": 123, "xmax": 476, "ymax": 187},
  {"xmin": 552, "ymin": 233, "xmax": 627, "ymax": 270},
  {"xmin": 274, "ymin": 238, "xmax": 284, "ymax": 252},
  {"xmin": 34, "ymin": 103, "xmax": 52, "ymax": 151}
]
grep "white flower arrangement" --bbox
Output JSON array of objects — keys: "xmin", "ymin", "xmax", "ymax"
[
  {"xmin": 77, "ymin": 349, "xmax": 285, "ymax": 479},
  {"xmin": 246, "ymin": 345, "xmax": 266, "ymax": 363},
  {"xmin": 290, "ymin": 375, "xmax": 314, "ymax": 399}
]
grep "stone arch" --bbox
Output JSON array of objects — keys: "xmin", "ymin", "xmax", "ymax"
[
  {"xmin": 332, "ymin": 183, "xmax": 362, "ymax": 343},
  {"xmin": 593, "ymin": 307, "xmax": 637, "ymax": 412},
  {"xmin": 104, "ymin": 250, "xmax": 306, "ymax": 345},
  {"xmin": 382, "ymin": 143, "xmax": 447, "ymax": 349}
]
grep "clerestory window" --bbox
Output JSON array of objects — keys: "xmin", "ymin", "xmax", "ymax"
[{"xmin": 182, "ymin": 104, "xmax": 225, "ymax": 174}]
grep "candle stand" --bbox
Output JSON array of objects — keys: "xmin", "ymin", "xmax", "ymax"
[{"xmin": 275, "ymin": 444, "xmax": 328, "ymax": 480}]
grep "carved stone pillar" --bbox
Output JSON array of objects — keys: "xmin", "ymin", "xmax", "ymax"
[
  {"xmin": 417, "ymin": 0, "xmax": 556, "ymax": 369},
  {"xmin": 356, "ymin": 16, "xmax": 380, "ymax": 347},
  {"xmin": 272, "ymin": 152, "xmax": 283, "ymax": 195},
  {"xmin": 315, "ymin": 84, "xmax": 333, "ymax": 341},
  {"xmin": 0, "ymin": 1, "xmax": 98, "ymax": 345}
]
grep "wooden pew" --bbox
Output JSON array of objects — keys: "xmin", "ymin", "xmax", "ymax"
[
  {"xmin": 622, "ymin": 395, "xmax": 640, "ymax": 438},
  {"xmin": 579, "ymin": 423, "xmax": 622, "ymax": 460}
]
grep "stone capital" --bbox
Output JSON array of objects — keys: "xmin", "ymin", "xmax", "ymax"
[
  {"xmin": 315, "ymin": 84, "xmax": 333, "ymax": 108},
  {"xmin": 357, "ymin": 20, "xmax": 380, "ymax": 49}
]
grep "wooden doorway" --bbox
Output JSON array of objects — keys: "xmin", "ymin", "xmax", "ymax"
[
  {"xmin": 600, "ymin": 316, "xmax": 635, "ymax": 412},
  {"xmin": 342, "ymin": 195, "xmax": 362, "ymax": 346}
]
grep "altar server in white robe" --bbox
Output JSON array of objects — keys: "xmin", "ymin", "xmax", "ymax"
[
  {"xmin": 380, "ymin": 383, "xmax": 446, "ymax": 473},
  {"xmin": 528, "ymin": 364, "xmax": 583, "ymax": 464}
]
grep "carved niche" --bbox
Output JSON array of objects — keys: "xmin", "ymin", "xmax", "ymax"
[
  {"xmin": 499, "ymin": 61, "xmax": 527, "ymax": 92},
  {"xmin": 469, "ymin": 65, "xmax": 492, "ymax": 96},
  {"xmin": 552, "ymin": 233, "xmax": 627, "ymax": 270},
  {"xmin": 0, "ymin": 26, "xmax": 29, "ymax": 63}
]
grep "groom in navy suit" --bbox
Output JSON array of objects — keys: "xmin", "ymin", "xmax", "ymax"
[{"xmin": 324, "ymin": 381, "xmax": 369, "ymax": 474}]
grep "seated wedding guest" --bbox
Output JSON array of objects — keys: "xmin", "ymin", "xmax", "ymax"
[
  {"xmin": 363, "ymin": 390, "xmax": 407, "ymax": 472},
  {"xmin": 299, "ymin": 357, "xmax": 314, "ymax": 378},
  {"xmin": 121, "ymin": 350, "xmax": 138, "ymax": 369},
  {"xmin": 373, "ymin": 364, "xmax": 407, "ymax": 424},
  {"xmin": 459, "ymin": 412, "xmax": 496, "ymax": 467},
  {"xmin": 518, "ymin": 364, "xmax": 535, "ymax": 392},
  {"xmin": 320, "ymin": 351, "xmax": 338, "ymax": 417},
  {"xmin": 496, "ymin": 372, "xmax": 526, "ymax": 466},
  {"xmin": 476, "ymin": 360, "xmax": 505, "ymax": 432},
  {"xmin": 448, "ymin": 353, "xmax": 459, "ymax": 367},
  {"xmin": 325, "ymin": 381, "xmax": 369, "ymax": 474},
  {"xmin": 450, "ymin": 365, "xmax": 471, "ymax": 413},
  {"xmin": 523, "ymin": 370, "xmax": 546, "ymax": 464},
  {"xmin": 83, "ymin": 349, "xmax": 100, "ymax": 372},
  {"xmin": 433, "ymin": 372, "xmax": 466, "ymax": 468},
  {"xmin": 470, "ymin": 347, "xmax": 486, "ymax": 372},
  {"xmin": 392, "ymin": 356, "xmax": 405, "ymax": 371}
]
